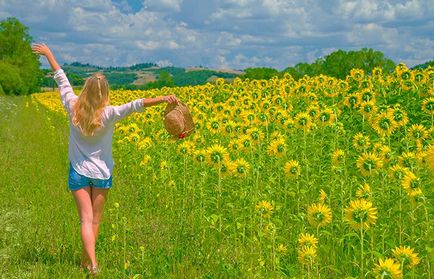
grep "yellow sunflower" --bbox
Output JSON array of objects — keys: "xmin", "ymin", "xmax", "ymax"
[
  {"xmin": 392, "ymin": 246, "xmax": 420, "ymax": 269},
  {"xmin": 356, "ymin": 152, "xmax": 383, "ymax": 176},
  {"xmin": 228, "ymin": 158, "xmax": 250, "ymax": 177},
  {"xmin": 318, "ymin": 108, "xmax": 336, "ymax": 126},
  {"xmin": 298, "ymin": 233, "xmax": 318, "ymax": 248},
  {"xmin": 352, "ymin": 132, "xmax": 371, "ymax": 151},
  {"xmin": 373, "ymin": 258, "xmax": 402, "ymax": 279},
  {"xmin": 332, "ymin": 149, "xmax": 345, "ymax": 166},
  {"xmin": 284, "ymin": 160, "xmax": 301, "ymax": 178},
  {"xmin": 344, "ymin": 199, "xmax": 377, "ymax": 230},
  {"xmin": 294, "ymin": 112, "xmax": 313, "ymax": 131},
  {"xmin": 371, "ymin": 111, "xmax": 398, "ymax": 137},
  {"xmin": 298, "ymin": 246, "xmax": 317, "ymax": 265},
  {"xmin": 408, "ymin": 124, "xmax": 428, "ymax": 141},
  {"xmin": 307, "ymin": 202, "xmax": 332, "ymax": 228},
  {"xmin": 267, "ymin": 138, "xmax": 287, "ymax": 158},
  {"xmin": 206, "ymin": 144, "xmax": 230, "ymax": 167},
  {"xmin": 255, "ymin": 200, "xmax": 274, "ymax": 218},
  {"xmin": 356, "ymin": 183, "xmax": 372, "ymax": 200},
  {"xmin": 359, "ymin": 100, "xmax": 378, "ymax": 118},
  {"xmin": 389, "ymin": 165, "xmax": 409, "ymax": 180},
  {"xmin": 421, "ymin": 97, "xmax": 434, "ymax": 115},
  {"xmin": 350, "ymin": 68, "xmax": 365, "ymax": 82}
]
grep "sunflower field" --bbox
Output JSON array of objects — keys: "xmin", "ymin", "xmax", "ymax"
[{"xmin": 32, "ymin": 63, "xmax": 434, "ymax": 278}]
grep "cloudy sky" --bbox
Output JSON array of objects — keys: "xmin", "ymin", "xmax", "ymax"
[{"xmin": 1, "ymin": 0, "xmax": 433, "ymax": 69}]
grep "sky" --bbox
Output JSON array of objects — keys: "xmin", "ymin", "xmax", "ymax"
[{"xmin": 0, "ymin": 0, "xmax": 433, "ymax": 70}]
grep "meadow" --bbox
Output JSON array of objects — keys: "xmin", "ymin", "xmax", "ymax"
[{"xmin": 1, "ymin": 64, "xmax": 434, "ymax": 278}]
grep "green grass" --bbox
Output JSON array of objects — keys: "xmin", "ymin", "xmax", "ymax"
[{"xmin": 0, "ymin": 96, "xmax": 245, "ymax": 278}]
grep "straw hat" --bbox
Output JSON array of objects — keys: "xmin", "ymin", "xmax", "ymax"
[{"xmin": 163, "ymin": 102, "xmax": 195, "ymax": 139}]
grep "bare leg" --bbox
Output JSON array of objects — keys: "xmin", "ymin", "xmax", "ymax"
[
  {"xmin": 72, "ymin": 187, "xmax": 97, "ymax": 268},
  {"xmin": 91, "ymin": 187, "xmax": 109, "ymax": 242}
]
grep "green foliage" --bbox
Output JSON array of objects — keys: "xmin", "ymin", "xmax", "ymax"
[
  {"xmin": 0, "ymin": 17, "xmax": 42, "ymax": 95},
  {"xmin": 413, "ymin": 59, "xmax": 434, "ymax": 69},
  {"xmin": 172, "ymin": 70, "xmax": 237, "ymax": 86},
  {"xmin": 241, "ymin": 67, "xmax": 280, "ymax": 80},
  {"xmin": 283, "ymin": 48, "xmax": 396, "ymax": 79},
  {"xmin": 104, "ymin": 72, "xmax": 137, "ymax": 86},
  {"xmin": 0, "ymin": 61, "xmax": 25, "ymax": 94}
]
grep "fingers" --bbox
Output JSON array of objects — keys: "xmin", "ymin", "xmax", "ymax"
[
  {"xmin": 31, "ymin": 43, "xmax": 49, "ymax": 55},
  {"xmin": 165, "ymin": 95, "xmax": 179, "ymax": 104}
]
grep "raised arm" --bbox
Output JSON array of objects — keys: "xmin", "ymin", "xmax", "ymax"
[
  {"xmin": 31, "ymin": 43, "xmax": 60, "ymax": 72},
  {"xmin": 32, "ymin": 43, "xmax": 77, "ymax": 114}
]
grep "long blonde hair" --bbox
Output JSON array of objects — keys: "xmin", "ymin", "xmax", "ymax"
[{"xmin": 72, "ymin": 73, "xmax": 109, "ymax": 136}]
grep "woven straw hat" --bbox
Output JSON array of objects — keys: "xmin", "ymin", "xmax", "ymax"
[{"xmin": 163, "ymin": 102, "xmax": 195, "ymax": 139}]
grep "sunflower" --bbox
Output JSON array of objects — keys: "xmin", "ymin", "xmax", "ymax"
[
  {"xmin": 356, "ymin": 152, "xmax": 383, "ymax": 176},
  {"xmin": 389, "ymin": 165, "xmax": 409, "ymax": 180},
  {"xmin": 357, "ymin": 89, "xmax": 376, "ymax": 103},
  {"xmin": 193, "ymin": 149, "xmax": 207, "ymax": 164},
  {"xmin": 298, "ymin": 233, "xmax": 318, "ymax": 248},
  {"xmin": 276, "ymin": 244, "xmax": 288, "ymax": 254},
  {"xmin": 359, "ymin": 100, "xmax": 378, "ymax": 118},
  {"xmin": 221, "ymin": 120, "xmax": 236, "ymax": 136},
  {"xmin": 352, "ymin": 132, "xmax": 371, "ymax": 151},
  {"xmin": 373, "ymin": 143, "xmax": 392, "ymax": 163},
  {"xmin": 139, "ymin": 155, "xmax": 151, "ymax": 167},
  {"xmin": 237, "ymin": 135, "xmax": 255, "ymax": 151},
  {"xmin": 398, "ymin": 152, "xmax": 418, "ymax": 169},
  {"xmin": 356, "ymin": 183, "xmax": 372, "ymax": 200},
  {"xmin": 421, "ymin": 97, "xmax": 434, "ymax": 115},
  {"xmin": 344, "ymin": 199, "xmax": 377, "ymax": 230},
  {"xmin": 229, "ymin": 158, "xmax": 250, "ymax": 177},
  {"xmin": 307, "ymin": 202, "xmax": 332, "ymax": 228},
  {"xmin": 306, "ymin": 105, "xmax": 320, "ymax": 120},
  {"xmin": 206, "ymin": 144, "xmax": 230, "ymax": 167},
  {"xmin": 392, "ymin": 246, "xmax": 420, "ymax": 269},
  {"xmin": 294, "ymin": 112, "xmax": 312, "ymax": 131},
  {"xmin": 284, "ymin": 160, "xmax": 301, "ymax": 178},
  {"xmin": 350, "ymin": 68, "xmax": 365, "ymax": 82},
  {"xmin": 424, "ymin": 145, "xmax": 434, "ymax": 171},
  {"xmin": 267, "ymin": 138, "xmax": 287, "ymax": 158},
  {"xmin": 298, "ymin": 246, "xmax": 317, "ymax": 265},
  {"xmin": 318, "ymin": 189, "xmax": 327, "ymax": 203},
  {"xmin": 408, "ymin": 124, "xmax": 428, "ymax": 141},
  {"xmin": 177, "ymin": 140, "xmax": 195, "ymax": 156},
  {"xmin": 373, "ymin": 258, "xmax": 402, "ymax": 279},
  {"xmin": 371, "ymin": 111, "xmax": 398, "ymax": 137},
  {"xmin": 331, "ymin": 149, "xmax": 345, "ymax": 166},
  {"xmin": 401, "ymin": 171, "xmax": 421, "ymax": 195},
  {"xmin": 389, "ymin": 105, "xmax": 409, "ymax": 127},
  {"xmin": 255, "ymin": 200, "xmax": 274, "ymax": 218},
  {"xmin": 246, "ymin": 127, "xmax": 264, "ymax": 143},
  {"xmin": 343, "ymin": 93, "xmax": 360, "ymax": 109},
  {"xmin": 207, "ymin": 117, "xmax": 221, "ymax": 134},
  {"xmin": 318, "ymin": 108, "xmax": 336, "ymax": 126}
]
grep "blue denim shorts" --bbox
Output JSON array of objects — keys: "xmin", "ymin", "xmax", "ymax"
[{"xmin": 68, "ymin": 163, "xmax": 112, "ymax": 191}]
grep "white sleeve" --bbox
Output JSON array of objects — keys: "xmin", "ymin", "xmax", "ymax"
[
  {"xmin": 108, "ymin": 99, "xmax": 145, "ymax": 123},
  {"xmin": 53, "ymin": 69, "xmax": 78, "ymax": 114}
]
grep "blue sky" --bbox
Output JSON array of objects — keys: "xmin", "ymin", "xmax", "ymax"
[{"xmin": 1, "ymin": 0, "xmax": 433, "ymax": 69}]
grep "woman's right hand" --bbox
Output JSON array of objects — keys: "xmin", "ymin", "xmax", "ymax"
[
  {"xmin": 31, "ymin": 43, "xmax": 53, "ymax": 57},
  {"xmin": 164, "ymin": 95, "xmax": 179, "ymax": 105}
]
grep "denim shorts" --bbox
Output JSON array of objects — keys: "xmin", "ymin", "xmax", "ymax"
[{"xmin": 68, "ymin": 163, "xmax": 112, "ymax": 191}]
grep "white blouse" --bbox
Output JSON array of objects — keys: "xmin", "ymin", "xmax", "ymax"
[{"xmin": 54, "ymin": 69, "xmax": 145, "ymax": 179}]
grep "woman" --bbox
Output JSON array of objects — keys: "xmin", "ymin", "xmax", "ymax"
[{"xmin": 32, "ymin": 43, "xmax": 178, "ymax": 275}]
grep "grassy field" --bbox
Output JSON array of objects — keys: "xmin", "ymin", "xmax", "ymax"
[{"xmin": 2, "ymin": 65, "xmax": 434, "ymax": 278}]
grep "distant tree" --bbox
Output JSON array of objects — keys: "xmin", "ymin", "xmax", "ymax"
[
  {"xmin": 413, "ymin": 59, "xmax": 434, "ymax": 69},
  {"xmin": 0, "ymin": 17, "xmax": 42, "ymax": 95},
  {"xmin": 241, "ymin": 67, "xmax": 280, "ymax": 80},
  {"xmin": 283, "ymin": 48, "xmax": 396, "ymax": 80}
]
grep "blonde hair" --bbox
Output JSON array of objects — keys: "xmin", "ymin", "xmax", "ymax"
[{"xmin": 72, "ymin": 73, "xmax": 109, "ymax": 136}]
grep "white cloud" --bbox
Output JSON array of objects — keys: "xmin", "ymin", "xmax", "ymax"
[{"xmin": 0, "ymin": 0, "xmax": 432, "ymax": 69}]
